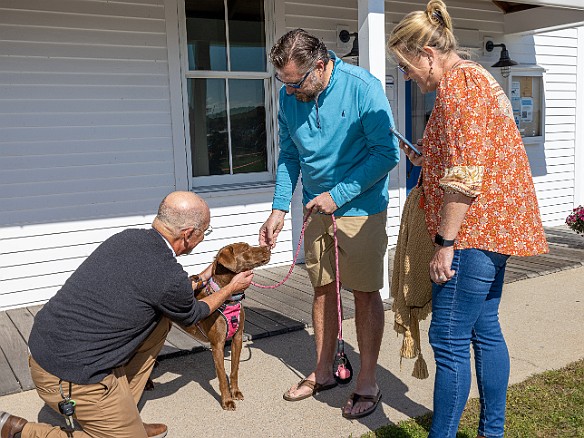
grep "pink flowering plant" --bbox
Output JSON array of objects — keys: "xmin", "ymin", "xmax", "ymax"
[{"xmin": 566, "ymin": 205, "xmax": 584, "ymax": 235}]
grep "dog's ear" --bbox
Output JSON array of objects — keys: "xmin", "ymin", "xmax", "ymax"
[{"xmin": 216, "ymin": 245, "xmax": 238, "ymax": 272}]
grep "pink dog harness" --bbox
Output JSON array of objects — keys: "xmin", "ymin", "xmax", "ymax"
[
  {"xmin": 197, "ymin": 277, "xmax": 244, "ymax": 340},
  {"xmin": 220, "ymin": 302, "xmax": 242, "ymax": 340}
]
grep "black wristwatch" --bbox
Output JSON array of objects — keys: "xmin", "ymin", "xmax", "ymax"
[{"xmin": 434, "ymin": 233, "xmax": 455, "ymax": 247}]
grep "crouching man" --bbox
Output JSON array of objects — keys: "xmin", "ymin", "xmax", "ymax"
[{"xmin": 0, "ymin": 191, "xmax": 253, "ymax": 438}]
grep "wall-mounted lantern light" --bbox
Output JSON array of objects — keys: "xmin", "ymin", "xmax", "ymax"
[
  {"xmin": 339, "ymin": 30, "xmax": 359, "ymax": 60},
  {"xmin": 485, "ymin": 40, "xmax": 518, "ymax": 78}
]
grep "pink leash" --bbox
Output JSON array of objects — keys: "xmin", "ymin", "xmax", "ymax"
[
  {"xmin": 250, "ymin": 209, "xmax": 312, "ymax": 290},
  {"xmin": 251, "ymin": 209, "xmax": 353, "ymax": 384}
]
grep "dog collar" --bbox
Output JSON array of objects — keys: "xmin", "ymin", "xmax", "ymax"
[
  {"xmin": 229, "ymin": 292, "xmax": 245, "ymax": 302},
  {"xmin": 208, "ymin": 277, "xmax": 245, "ymax": 304},
  {"xmin": 208, "ymin": 277, "xmax": 221, "ymax": 293}
]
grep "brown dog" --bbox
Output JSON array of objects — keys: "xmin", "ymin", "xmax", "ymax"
[{"xmin": 182, "ymin": 242, "xmax": 270, "ymax": 410}]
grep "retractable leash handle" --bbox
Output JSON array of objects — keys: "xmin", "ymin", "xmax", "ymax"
[
  {"xmin": 331, "ymin": 214, "xmax": 352, "ymax": 385},
  {"xmin": 333, "ymin": 339, "xmax": 353, "ymax": 382}
]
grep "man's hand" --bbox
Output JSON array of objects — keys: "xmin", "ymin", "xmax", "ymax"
[
  {"xmin": 429, "ymin": 246, "xmax": 456, "ymax": 284},
  {"xmin": 199, "ymin": 270, "xmax": 254, "ymax": 313},
  {"xmin": 306, "ymin": 192, "xmax": 338, "ymax": 215},
  {"xmin": 259, "ymin": 210, "xmax": 286, "ymax": 249},
  {"xmin": 227, "ymin": 270, "xmax": 254, "ymax": 293},
  {"xmin": 198, "ymin": 263, "xmax": 214, "ymax": 283}
]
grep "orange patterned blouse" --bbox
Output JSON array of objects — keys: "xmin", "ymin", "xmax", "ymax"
[{"xmin": 422, "ymin": 61, "xmax": 548, "ymax": 256}]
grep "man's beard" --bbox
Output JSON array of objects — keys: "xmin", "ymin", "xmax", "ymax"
[{"xmin": 294, "ymin": 78, "xmax": 325, "ymax": 102}]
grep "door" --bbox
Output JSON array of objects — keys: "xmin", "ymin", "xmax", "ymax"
[{"xmin": 406, "ymin": 81, "xmax": 436, "ymax": 192}]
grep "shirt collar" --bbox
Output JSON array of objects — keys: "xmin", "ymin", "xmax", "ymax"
[
  {"xmin": 327, "ymin": 51, "xmax": 340, "ymax": 88},
  {"xmin": 153, "ymin": 228, "xmax": 176, "ymax": 257}
]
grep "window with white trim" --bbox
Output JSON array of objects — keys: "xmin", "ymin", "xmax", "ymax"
[{"xmin": 182, "ymin": 0, "xmax": 274, "ymax": 188}]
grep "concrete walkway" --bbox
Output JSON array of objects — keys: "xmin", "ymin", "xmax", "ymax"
[{"xmin": 1, "ymin": 265, "xmax": 583, "ymax": 437}]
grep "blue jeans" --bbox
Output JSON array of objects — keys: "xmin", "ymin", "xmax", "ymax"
[{"xmin": 428, "ymin": 248, "xmax": 510, "ymax": 438}]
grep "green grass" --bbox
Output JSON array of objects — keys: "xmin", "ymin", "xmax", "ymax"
[{"xmin": 361, "ymin": 359, "xmax": 584, "ymax": 438}]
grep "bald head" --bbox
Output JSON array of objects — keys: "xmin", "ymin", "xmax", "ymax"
[{"xmin": 154, "ymin": 191, "xmax": 210, "ymax": 238}]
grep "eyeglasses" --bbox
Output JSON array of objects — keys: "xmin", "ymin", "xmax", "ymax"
[
  {"xmin": 187, "ymin": 224, "xmax": 213, "ymax": 237},
  {"xmin": 398, "ymin": 63, "xmax": 409, "ymax": 75},
  {"xmin": 275, "ymin": 67, "xmax": 314, "ymax": 89}
]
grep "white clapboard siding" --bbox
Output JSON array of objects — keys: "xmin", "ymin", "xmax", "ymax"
[
  {"xmin": 386, "ymin": 0, "xmax": 504, "ymax": 36},
  {"xmin": 537, "ymin": 187, "xmax": 575, "ymax": 200},
  {"xmin": 1, "ymin": 242, "xmax": 102, "ymax": 268},
  {"xmin": 0, "ymin": 184, "xmax": 281, "ymax": 310},
  {"xmin": 0, "ymin": 0, "xmax": 275, "ymax": 310},
  {"xmin": 1, "ymin": 228, "xmax": 295, "ymax": 295},
  {"xmin": 0, "ymin": 0, "xmax": 174, "ymax": 228},
  {"xmin": 540, "ymin": 211, "xmax": 573, "ymax": 224},
  {"xmin": 2, "ymin": 287, "xmax": 61, "ymax": 311},
  {"xmin": 1, "ymin": 215, "xmax": 150, "ymax": 310},
  {"xmin": 543, "ymin": 147, "xmax": 575, "ymax": 159},
  {"xmin": 507, "ymin": 29, "xmax": 578, "ymax": 226},
  {"xmin": 546, "ymin": 107, "xmax": 576, "ymax": 116}
]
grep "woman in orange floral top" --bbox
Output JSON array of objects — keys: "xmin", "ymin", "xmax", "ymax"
[{"xmin": 388, "ymin": 1, "xmax": 548, "ymax": 437}]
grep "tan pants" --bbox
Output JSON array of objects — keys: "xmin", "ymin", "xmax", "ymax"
[{"xmin": 23, "ymin": 317, "xmax": 172, "ymax": 438}]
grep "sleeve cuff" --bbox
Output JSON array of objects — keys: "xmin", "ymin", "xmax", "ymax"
[
  {"xmin": 328, "ymin": 187, "xmax": 348, "ymax": 209},
  {"xmin": 439, "ymin": 165, "xmax": 484, "ymax": 197},
  {"xmin": 272, "ymin": 197, "xmax": 291, "ymax": 212}
]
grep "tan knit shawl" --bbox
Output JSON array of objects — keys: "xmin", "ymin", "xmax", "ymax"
[{"xmin": 391, "ymin": 185, "xmax": 435, "ymax": 379}]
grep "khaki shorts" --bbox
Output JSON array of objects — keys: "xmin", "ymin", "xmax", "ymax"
[{"xmin": 304, "ymin": 210, "xmax": 388, "ymax": 292}]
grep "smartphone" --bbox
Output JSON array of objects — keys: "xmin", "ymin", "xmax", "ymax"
[{"xmin": 390, "ymin": 126, "xmax": 422, "ymax": 156}]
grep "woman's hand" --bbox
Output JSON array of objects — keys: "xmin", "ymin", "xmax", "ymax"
[
  {"xmin": 429, "ymin": 246, "xmax": 456, "ymax": 284},
  {"xmin": 400, "ymin": 139, "xmax": 424, "ymax": 166}
]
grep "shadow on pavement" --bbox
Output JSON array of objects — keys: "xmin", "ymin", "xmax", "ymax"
[
  {"xmin": 247, "ymin": 311, "xmax": 430, "ymax": 429},
  {"xmin": 142, "ymin": 307, "xmax": 429, "ymax": 429}
]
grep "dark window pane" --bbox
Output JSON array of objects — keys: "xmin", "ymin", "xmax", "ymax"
[
  {"xmin": 228, "ymin": 0, "xmax": 266, "ymax": 72},
  {"xmin": 185, "ymin": 0, "xmax": 227, "ymax": 71},
  {"xmin": 229, "ymin": 79, "xmax": 267, "ymax": 174},
  {"xmin": 189, "ymin": 79, "xmax": 229, "ymax": 176}
]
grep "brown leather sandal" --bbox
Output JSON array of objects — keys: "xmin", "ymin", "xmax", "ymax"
[
  {"xmin": 342, "ymin": 390, "xmax": 382, "ymax": 419},
  {"xmin": 283, "ymin": 378, "xmax": 338, "ymax": 401}
]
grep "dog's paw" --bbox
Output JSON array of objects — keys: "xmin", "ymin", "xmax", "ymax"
[
  {"xmin": 231, "ymin": 389, "xmax": 244, "ymax": 400},
  {"xmin": 221, "ymin": 398, "xmax": 237, "ymax": 411}
]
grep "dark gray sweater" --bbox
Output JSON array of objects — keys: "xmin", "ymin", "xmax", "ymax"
[{"xmin": 28, "ymin": 228, "xmax": 210, "ymax": 384}]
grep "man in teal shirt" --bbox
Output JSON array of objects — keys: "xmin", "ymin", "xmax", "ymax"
[{"xmin": 259, "ymin": 29, "xmax": 400, "ymax": 419}]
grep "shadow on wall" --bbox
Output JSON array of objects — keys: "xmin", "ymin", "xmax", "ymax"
[{"xmin": 524, "ymin": 141, "xmax": 548, "ymax": 178}]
